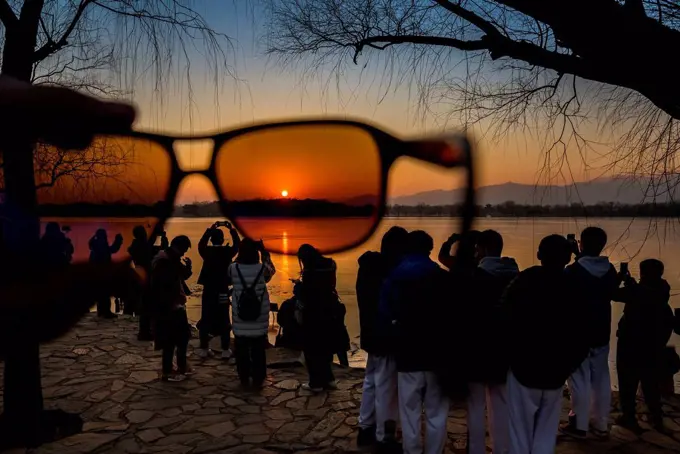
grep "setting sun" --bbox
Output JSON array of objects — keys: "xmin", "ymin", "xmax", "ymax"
[{"xmin": 281, "ymin": 190, "xmax": 289, "ymax": 198}]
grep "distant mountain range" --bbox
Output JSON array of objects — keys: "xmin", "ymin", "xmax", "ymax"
[{"xmin": 389, "ymin": 178, "xmax": 680, "ymax": 206}]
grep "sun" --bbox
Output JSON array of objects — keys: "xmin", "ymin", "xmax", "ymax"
[{"xmin": 281, "ymin": 190, "xmax": 289, "ymax": 198}]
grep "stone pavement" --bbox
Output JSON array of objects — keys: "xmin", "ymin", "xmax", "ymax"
[{"xmin": 2, "ymin": 315, "xmax": 680, "ymax": 453}]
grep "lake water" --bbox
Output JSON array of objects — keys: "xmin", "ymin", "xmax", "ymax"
[{"xmin": 56, "ymin": 216, "xmax": 680, "ymax": 389}]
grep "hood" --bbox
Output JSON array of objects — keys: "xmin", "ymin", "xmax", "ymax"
[
  {"xmin": 478, "ymin": 257, "xmax": 520, "ymax": 277},
  {"xmin": 577, "ymin": 256, "xmax": 612, "ymax": 278},
  {"xmin": 358, "ymin": 251, "xmax": 382, "ymax": 268}
]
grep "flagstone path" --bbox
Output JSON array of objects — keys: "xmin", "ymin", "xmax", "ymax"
[{"xmin": 1, "ymin": 314, "xmax": 680, "ymax": 453}]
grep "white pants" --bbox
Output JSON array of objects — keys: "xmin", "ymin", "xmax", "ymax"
[
  {"xmin": 567, "ymin": 345, "xmax": 611, "ymax": 431},
  {"xmin": 398, "ymin": 371, "xmax": 450, "ymax": 454},
  {"xmin": 507, "ymin": 372, "xmax": 562, "ymax": 454},
  {"xmin": 372, "ymin": 355, "xmax": 399, "ymax": 442},
  {"xmin": 358, "ymin": 353, "xmax": 377, "ymax": 430},
  {"xmin": 467, "ymin": 382, "xmax": 509, "ymax": 454}
]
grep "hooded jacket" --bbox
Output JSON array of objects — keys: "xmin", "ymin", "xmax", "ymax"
[
  {"xmin": 503, "ymin": 266, "xmax": 590, "ymax": 390},
  {"xmin": 464, "ymin": 256, "xmax": 520, "ymax": 384},
  {"xmin": 150, "ymin": 250, "xmax": 192, "ymax": 314},
  {"xmin": 382, "ymin": 253, "xmax": 449, "ymax": 372},
  {"xmin": 613, "ymin": 278, "xmax": 674, "ymax": 353},
  {"xmin": 356, "ymin": 251, "xmax": 389, "ymax": 355},
  {"xmin": 565, "ymin": 256, "xmax": 619, "ymax": 349}
]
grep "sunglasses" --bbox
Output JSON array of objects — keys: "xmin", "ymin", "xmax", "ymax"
[{"xmin": 1, "ymin": 119, "xmax": 475, "ymax": 258}]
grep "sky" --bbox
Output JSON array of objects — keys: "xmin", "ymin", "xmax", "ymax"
[{"xmin": 119, "ymin": 1, "xmax": 597, "ymax": 205}]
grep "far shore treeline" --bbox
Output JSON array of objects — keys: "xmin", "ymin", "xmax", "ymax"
[
  {"xmin": 174, "ymin": 200, "xmax": 680, "ymax": 218},
  {"xmin": 20, "ymin": 199, "xmax": 680, "ymax": 218}
]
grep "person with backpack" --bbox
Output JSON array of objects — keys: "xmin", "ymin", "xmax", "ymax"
[
  {"xmin": 228, "ymin": 238, "xmax": 275, "ymax": 388},
  {"xmin": 150, "ymin": 235, "xmax": 193, "ymax": 382},
  {"xmin": 356, "ymin": 226, "xmax": 409, "ymax": 449},
  {"xmin": 503, "ymin": 235, "xmax": 590, "ymax": 454},
  {"xmin": 196, "ymin": 221, "xmax": 240, "ymax": 359},
  {"xmin": 561, "ymin": 227, "xmax": 619, "ymax": 439},
  {"xmin": 465, "ymin": 230, "xmax": 519, "ymax": 454},
  {"xmin": 296, "ymin": 244, "xmax": 340, "ymax": 392},
  {"xmin": 613, "ymin": 258, "xmax": 675, "ymax": 432},
  {"xmin": 386, "ymin": 230, "xmax": 450, "ymax": 454}
]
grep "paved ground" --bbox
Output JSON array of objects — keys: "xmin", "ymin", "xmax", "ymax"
[{"xmin": 1, "ymin": 314, "xmax": 680, "ymax": 453}]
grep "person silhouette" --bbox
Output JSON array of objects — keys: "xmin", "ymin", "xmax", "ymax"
[
  {"xmin": 89, "ymin": 229, "xmax": 124, "ymax": 318},
  {"xmin": 128, "ymin": 225, "xmax": 169, "ymax": 340},
  {"xmin": 39, "ymin": 222, "xmax": 74, "ymax": 269}
]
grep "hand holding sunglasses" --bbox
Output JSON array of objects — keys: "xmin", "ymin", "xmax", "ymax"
[{"xmin": 0, "ymin": 80, "xmax": 476, "ymax": 333}]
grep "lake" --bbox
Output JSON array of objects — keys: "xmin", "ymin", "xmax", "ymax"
[{"xmin": 55, "ymin": 216, "xmax": 680, "ymax": 389}]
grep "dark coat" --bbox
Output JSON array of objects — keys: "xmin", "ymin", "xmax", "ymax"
[
  {"xmin": 463, "ymin": 257, "xmax": 519, "ymax": 384},
  {"xmin": 356, "ymin": 251, "xmax": 388, "ymax": 355},
  {"xmin": 128, "ymin": 235, "xmax": 168, "ymax": 272},
  {"xmin": 298, "ymin": 257, "xmax": 339, "ymax": 354},
  {"xmin": 503, "ymin": 266, "xmax": 590, "ymax": 390},
  {"xmin": 565, "ymin": 257, "xmax": 619, "ymax": 349},
  {"xmin": 613, "ymin": 278, "xmax": 674, "ymax": 357},
  {"xmin": 150, "ymin": 250, "xmax": 193, "ymax": 349},
  {"xmin": 383, "ymin": 254, "xmax": 449, "ymax": 372}
]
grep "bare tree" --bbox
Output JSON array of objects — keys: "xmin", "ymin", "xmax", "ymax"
[
  {"xmin": 264, "ymin": 0, "xmax": 680, "ymax": 202},
  {"xmin": 0, "ymin": 0, "xmax": 235, "ymax": 199},
  {"xmin": 0, "ymin": 2, "xmax": 234, "ymax": 447}
]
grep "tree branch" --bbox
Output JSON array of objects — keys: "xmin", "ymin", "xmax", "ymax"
[
  {"xmin": 433, "ymin": 0, "xmax": 502, "ymax": 37},
  {"xmin": 32, "ymin": 0, "xmax": 95, "ymax": 63},
  {"xmin": 0, "ymin": 0, "xmax": 17, "ymax": 27},
  {"xmin": 354, "ymin": 34, "xmax": 487, "ymax": 63}
]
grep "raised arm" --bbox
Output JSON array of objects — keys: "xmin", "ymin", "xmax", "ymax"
[
  {"xmin": 612, "ymin": 277, "xmax": 637, "ymax": 304},
  {"xmin": 438, "ymin": 237, "xmax": 456, "ymax": 270},
  {"xmin": 110, "ymin": 234, "xmax": 123, "ymax": 254},
  {"xmin": 229, "ymin": 226, "xmax": 240, "ymax": 252},
  {"xmin": 198, "ymin": 227, "xmax": 213, "ymax": 259}
]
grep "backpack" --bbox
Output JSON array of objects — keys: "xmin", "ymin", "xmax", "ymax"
[{"xmin": 235, "ymin": 264, "xmax": 265, "ymax": 322}]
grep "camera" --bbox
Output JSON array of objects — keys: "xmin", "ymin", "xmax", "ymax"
[{"xmin": 620, "ymin": 262, "xmax": 629, "ymax": 274}]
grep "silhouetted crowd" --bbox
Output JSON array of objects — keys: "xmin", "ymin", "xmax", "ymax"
[
  {"xmin": 355, "ymin": 226, "xmax": 679, "ymax": 454},
  {"xmin": 38, "ymin": 221, "xmax": 680, "ymax": 454}
]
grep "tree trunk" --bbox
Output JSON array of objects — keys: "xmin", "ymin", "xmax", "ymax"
[{"xmin": 0, "ymin": 2, "xmax": 50, "ymax": 446}]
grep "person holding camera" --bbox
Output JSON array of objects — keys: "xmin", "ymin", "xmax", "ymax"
[
  {"xmin": 438, "ymin": 230, "xmax": 480, "ymax": 271},
  {"xmin": 150, "ymin": 235, "xmax": 193, "ymax": 382},
  {"xmin": 561, "ymin": 227, "xmax": 618, "ymax": 439},
  {"xmin": 613, "ymin": 259, "xmax": 674, "ymax": 432},
  {"xmin": 128, "ymin": 225, "xmax": 169, "ymax": 340},
  {"xmin": 89, "ymin": 228, "xmax": 124, "ymax": 318},
  {"xmin": 228, "ymin": 238, "xmax": 275, "ymax": 388},
  {"xmin": 196, "ymin": 221, "xmax": 241, "ymax": 359}
]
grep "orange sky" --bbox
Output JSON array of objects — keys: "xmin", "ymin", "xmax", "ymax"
[{"xmin": 215, "ymin": 124, "xmax": 380, "ymax": 201}]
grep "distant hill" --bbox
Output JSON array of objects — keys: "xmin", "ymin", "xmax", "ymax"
[{"xmin": 389, "ymin": 178, "xmax": 680, "ymax": 206}]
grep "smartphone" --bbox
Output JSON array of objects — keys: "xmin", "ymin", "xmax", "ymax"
[
  {"xmin": 620, "ymin": 262, "xmax": 629, "ymax": 274},
  {"xmin": 566, "ymin": 233, "xmax": 575, "ymax": 241}
]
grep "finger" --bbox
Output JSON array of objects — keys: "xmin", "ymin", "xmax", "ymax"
[
  {"xmin": 0, "ymin": 76, "xmax": 136, "ymax": 149},
  {"xmin": 0, "ymin": 260, "xmax": 145, "ymax": 344}
]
